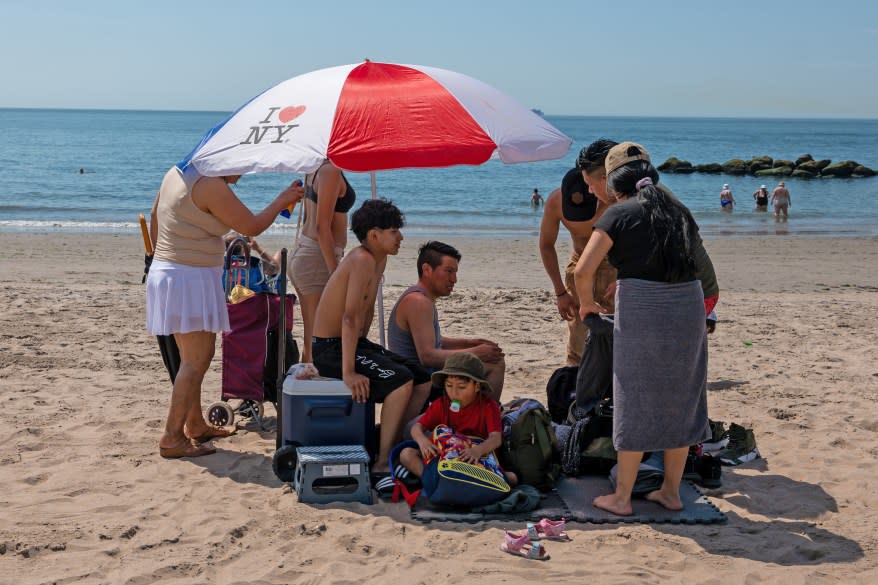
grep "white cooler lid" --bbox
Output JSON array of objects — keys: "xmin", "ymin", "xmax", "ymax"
[{"xmin": 282, "ymin": 364, "xmax": 351, "ymax": 396}]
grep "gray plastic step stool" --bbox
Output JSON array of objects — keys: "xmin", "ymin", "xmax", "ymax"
[{"xmin": 294, "ymin": 445, "xmax": 372, "ymax": 505}]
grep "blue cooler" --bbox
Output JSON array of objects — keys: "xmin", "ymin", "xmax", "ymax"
[{"xmin": 281, "ymin": 365, "xmax": 376, "ymax": 459}]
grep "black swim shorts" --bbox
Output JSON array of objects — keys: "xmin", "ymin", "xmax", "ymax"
[{"xmin": 311, "ymin": 336, "xmax": 431, "ymax": 403}]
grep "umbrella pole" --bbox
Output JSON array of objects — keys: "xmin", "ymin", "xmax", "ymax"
[
  {"xmin": 276, "ymin": 248, "xmax": 288, "ymax": 450},
  {"xmin": 371, "ymin": 171, "xmax": 387, "ymax": 347}
]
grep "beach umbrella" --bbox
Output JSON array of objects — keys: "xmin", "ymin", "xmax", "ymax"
[
  {"xmin": 179, "ymin": 61, "xmax": 572, "ymax": 345},
  {"xmin": 180, "ymin": 61, "xmax": 572, "ymax": 176}
]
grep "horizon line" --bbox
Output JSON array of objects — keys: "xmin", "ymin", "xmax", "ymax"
[{"xmin": 1, "ymin": 106, "xmax": 876, "ymax": 122}]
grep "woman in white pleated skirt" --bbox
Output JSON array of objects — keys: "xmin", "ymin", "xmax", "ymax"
[{"xmin": 147, "ymin": 165, "xmax": 303, "ymax": 459}]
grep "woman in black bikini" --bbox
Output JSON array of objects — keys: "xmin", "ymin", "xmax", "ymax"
[{"xmin": 288, "ymin": 160, "xmax": 356, "ymax": 362}]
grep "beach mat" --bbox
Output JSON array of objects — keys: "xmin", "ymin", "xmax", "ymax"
[
  {"xmin": 410, "ymin": 476, "xmax": 726, "ymax": 525},
  {"xmin": 555, "ymin": 475, "xmax": 727, "ymax": 524},
  {"xmin": 410, "ymin": 489, "xmax": 569, "ymax": 524}
]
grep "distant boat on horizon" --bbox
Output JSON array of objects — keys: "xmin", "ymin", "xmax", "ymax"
[{"xmin": 531, "ymin": 108, "xmax": 544, "ymax": 117}]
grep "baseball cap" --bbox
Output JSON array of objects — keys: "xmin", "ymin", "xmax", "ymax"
[
  {"xmin": 605, "ymin": 142, "xmax": 651, "ymax": 175},
  {"xmin": 561, "ymin": 167, "xmax": 597, "ymax": 222}
]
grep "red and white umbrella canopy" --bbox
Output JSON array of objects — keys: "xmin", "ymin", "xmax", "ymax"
[{"xmin": 183, "ymin": 61, "xmax": 571, "ymax": 176}]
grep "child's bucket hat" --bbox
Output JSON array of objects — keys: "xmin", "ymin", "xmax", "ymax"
[{"xmin": 431, "ymin": 352, "xmax": 492, "ymax": 393}]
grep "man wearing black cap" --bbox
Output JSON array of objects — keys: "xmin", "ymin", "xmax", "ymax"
[{"xmin": 538, "ymin": 138, "xmax": 619, "ymax": 366}]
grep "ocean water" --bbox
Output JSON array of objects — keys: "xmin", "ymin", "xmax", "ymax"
[{"xmin": 1, "ymin": 108, "xmax": 877, "ymax": 239}]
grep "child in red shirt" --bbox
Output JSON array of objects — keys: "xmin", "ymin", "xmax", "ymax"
[{"xmin": 400, "ymin": 352, "xmax": 517, "ymax": 485}]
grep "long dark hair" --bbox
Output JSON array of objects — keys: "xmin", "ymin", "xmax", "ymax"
[{"xmin": 607, "ymin": 159, "xmax": 695, "ymax": 282}]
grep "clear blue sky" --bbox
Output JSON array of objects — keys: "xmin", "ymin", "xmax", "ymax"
[{"xmin": 1, "ymin": 0, "xmax": 876, "ymax": 118}]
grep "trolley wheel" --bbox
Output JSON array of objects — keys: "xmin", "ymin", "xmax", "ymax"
[
  {"xmin": 238, "ymin": 400, "xmax": 265, "ymax": 420},
  {"xmin": 273, "ymin": 443, "xmax": 301, "ymax": 483},
  {"xmin": 206, "ymin": 401, "xmax": 235, "ymax": 427}
]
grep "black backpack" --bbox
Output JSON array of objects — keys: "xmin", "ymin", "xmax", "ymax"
[
  {"xmin": 562, "ymin": 398, "xmax": 616, "ymax": 475},
  {"xmin": 545, "ymin": 365, "xmax": 578, "ymax": 424}
]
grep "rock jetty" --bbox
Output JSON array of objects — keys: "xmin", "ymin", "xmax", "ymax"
[{"xmin": 658, "ymin": 154, "xmax": 875, "ymax": 178}]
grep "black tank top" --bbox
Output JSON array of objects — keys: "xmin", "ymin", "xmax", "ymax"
[{"xmin": 305, "ymin": 162, "xmax": 356, "ymax": 213}]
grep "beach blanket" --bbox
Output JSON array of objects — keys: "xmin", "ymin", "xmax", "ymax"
[
  {"xmin": 613, "ymin": 278, "xmax": 710, "ymax": 451},
  {"xmin": 553, "ymin": 476, "xmax": 726, "ymax": 525},
  {"xmin": 410, "ymin": 475, "xmax": 726, "ymax": 525}
]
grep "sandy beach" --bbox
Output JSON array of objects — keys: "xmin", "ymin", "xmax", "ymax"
[{"xmin": 1, "ymin": 231, "xmax": 877, "ymax": 584}]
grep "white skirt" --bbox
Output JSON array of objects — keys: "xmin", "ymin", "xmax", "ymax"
[{"xmin": 146, "ymin": 259, "xmax": 230, "ymax": 335}]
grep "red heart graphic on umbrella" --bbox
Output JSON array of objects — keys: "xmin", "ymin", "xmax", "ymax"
[{"xmin": 278, "ymin": 105, "xmax": 306, "ymax": 123}]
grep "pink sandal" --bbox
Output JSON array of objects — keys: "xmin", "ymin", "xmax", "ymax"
[
  {"xmin": 499, "ymin": 531, "xmax": 550, "ymax": 561},
  {"xmin": 527, "ymin": 518, "xmax": 572, "ymax": 542}
]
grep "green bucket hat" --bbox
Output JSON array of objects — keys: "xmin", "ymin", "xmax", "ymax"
[{"xmin": 431, "ymin": 352, "xmax": 492, "ymax": 393}]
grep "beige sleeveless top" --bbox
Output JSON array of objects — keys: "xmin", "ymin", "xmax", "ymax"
[{"xmin": 153, "ymin": 166, "xmax": 230, "ymax": 267}]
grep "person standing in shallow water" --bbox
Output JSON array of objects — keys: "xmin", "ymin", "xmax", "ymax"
[
  {"xmin": 771, "ymin": 181, "xmax": 792, "ymax": 220},
  {"xmin": 719, "ymin": 184, "xmax": 735, "ymax": 211},
  {"xmin": 753, "ymin": 185, "xmax": 769, "ymax": 211},
  {"xmin": 531, "ymin": 188, "xmax": 544, "ymax": 207}
]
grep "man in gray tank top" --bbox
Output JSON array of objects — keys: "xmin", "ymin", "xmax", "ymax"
[{"xmin": 387, "ymin": 241, "xmax": 505, "ymax": 402}]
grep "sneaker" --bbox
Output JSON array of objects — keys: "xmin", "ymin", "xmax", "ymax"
[
  {"xmin": 717, "ymin": 423, "xmax": 760, "ymax": 466},
  {"xmin": 708, "ymin": 419, "xmax": 726, "ymax": 442},
  {"xmin": 702, "ymin": 419, "xmax": 729, "ymax": 452}
]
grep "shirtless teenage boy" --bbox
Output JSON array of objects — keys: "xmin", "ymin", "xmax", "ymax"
[
  {"xmin": 539, "ymin": 139, "xmax": 619, "ymax": 366},
  {"xmin": 311, "ymin": 199, "xmax": 432, "ymax": 475}
]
